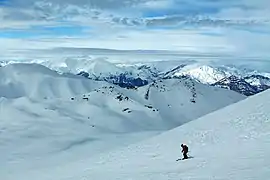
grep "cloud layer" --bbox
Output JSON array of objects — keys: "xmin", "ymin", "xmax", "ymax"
[
  {"xmin": 0, "ymin": 0, "xmax": 270, "ymax": 61},
  {"xmin": 1, "ymin": 0, "xmax": 270, "ymax": 28}
]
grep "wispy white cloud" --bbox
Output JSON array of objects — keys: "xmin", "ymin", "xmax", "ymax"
[
  {"xmin": 1, "ymin": 0, "xmax": 269, "ymax": 29},
  {"xmin": 0, "ymin": 0, "xmax": 270, "ymax": 63}
]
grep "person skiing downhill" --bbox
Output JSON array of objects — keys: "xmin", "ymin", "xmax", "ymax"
[{"xmin": 181, "ymin": 144, "xmax": 189, "ymax": 160}]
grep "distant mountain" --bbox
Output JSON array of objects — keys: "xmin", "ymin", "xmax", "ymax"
[
  {"xmin": 212, "ymin": 75, "xmax": 259, "ymax": 96},
  {"xmin": 244, "ymin": 74, "xmax": 270, "ymax": 87},
  {"xmin": 1, "ymin": 59, "xmax": 270, "ymax": 96},
  {"xmin": 166, "ymin": 65, "xmax": 229, "ymax": 84},
  {"xmin": 134, "ymin": 63, "xmax": 270, "ymax": 96}
]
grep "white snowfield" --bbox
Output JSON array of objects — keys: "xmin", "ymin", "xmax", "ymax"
[
  {"xmin": 12, "ymin": 89, "xmax": 269, "ymax": 180},
  {"xmin": 0, "ymin": 63, "xmax": 247, "ymax": 180}
]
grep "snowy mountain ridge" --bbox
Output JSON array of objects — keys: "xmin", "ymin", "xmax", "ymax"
[
  {"xmin": 212, "ymin": 75, "xmax": 260, "ymax": 96},
  {"xmin": 169, "ymin": 64, "xmax": 229, "ymax": 84},
  {"xmin": 1, "ymin": 59, "xmax": 270, "ymax": 95}
]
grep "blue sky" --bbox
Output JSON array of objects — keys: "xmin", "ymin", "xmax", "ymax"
[
  {"xmin": 0, "ymin": 25, "xmax": 88, "ymax": 38},
  {"xmin": 0, "ymin": 0, "xmax": 270, "ymax": 59}
]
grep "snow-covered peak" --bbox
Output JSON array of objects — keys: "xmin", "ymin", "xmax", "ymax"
[
  {"xmin": 244, "ymin": 75, "xmax": 270, "ymax": 87},
  {"xmin": 171, "ymin": 64, "xmax": 230, "ymax": 84},
  {"xmin": 212, "ymin": 75, "xmax": 260, "ymax": 96}
]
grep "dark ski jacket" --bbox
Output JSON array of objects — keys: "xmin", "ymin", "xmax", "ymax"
[{"xmin": 181, "ymin": 145, "xmax": 188, "ymax": 153}]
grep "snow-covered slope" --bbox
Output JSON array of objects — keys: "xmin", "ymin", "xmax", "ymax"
[
  {"xmin": 21, "ymin": 89, "xmax": 270, "ymax": 180},
  {"xmin": 0, "ymin": 63, "xmax": 246, "ymax": 179},
  {"xmin": 0, "ymin": 63, "xmax": 109, "ymax": 99},
  {"xmin": 132, "ymin": 77, "xmax": 245, "ymax": 125}
]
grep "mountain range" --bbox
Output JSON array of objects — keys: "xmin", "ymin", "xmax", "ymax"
[{"xmin": 3, "ymin": 59, "xmax": 267, "ymax": 96}]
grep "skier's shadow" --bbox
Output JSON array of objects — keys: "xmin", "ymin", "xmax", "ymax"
[{"xmin": 176, "ymin": 156, "xmax": 194, "ymax": 161}]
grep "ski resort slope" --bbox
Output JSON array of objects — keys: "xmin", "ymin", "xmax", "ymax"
[{"xmin": 17, "ymin": 89, "xmax": 269, "ymax": 180}]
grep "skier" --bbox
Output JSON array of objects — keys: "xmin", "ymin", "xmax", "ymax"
[{"xmin": 181, "ymin": 144, "xmax": 189, "ymax": 160}]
